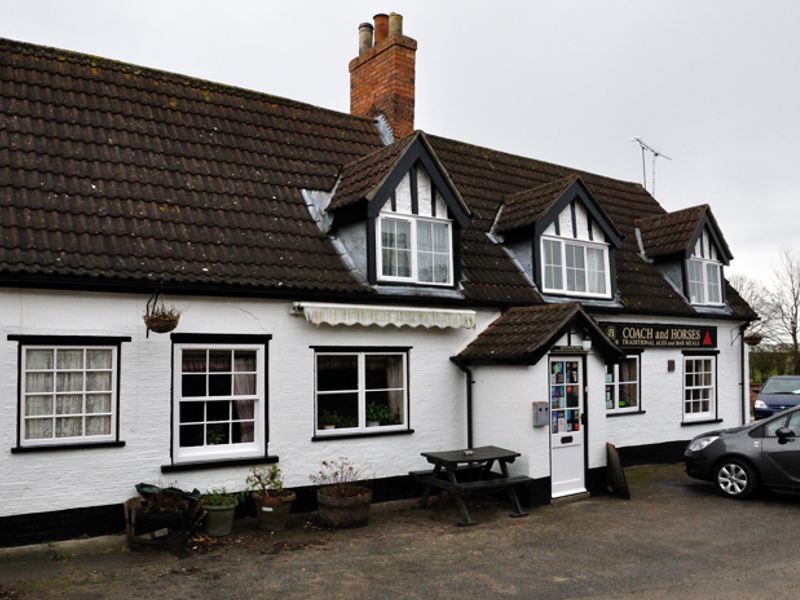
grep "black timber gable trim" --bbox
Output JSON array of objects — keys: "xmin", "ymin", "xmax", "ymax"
[{"xmin": 684, "ymin": 211, "xmax": 734, "ymax": 265}]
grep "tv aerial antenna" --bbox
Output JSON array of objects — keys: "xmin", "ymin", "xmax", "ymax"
[{"xmin": 630, "ymin": 136, "xmax": 671, "ymax": 197}]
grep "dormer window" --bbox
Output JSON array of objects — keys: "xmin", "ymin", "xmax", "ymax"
[
  {"xmin": 542, "ymin": 236, "xmax": 610, "ymax": 297},
  {"xmin": 687, "ymin": 230, "xmax": 723, "ymax": 306},
  {"xmin": 377, "ymin": 169, "xmax": 452, "ymax": 285}
]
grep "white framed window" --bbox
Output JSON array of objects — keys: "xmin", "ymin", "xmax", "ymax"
[
  {"xmin": 605, "ymin": 355, "xmax": 640, "ymax": 413},
  {"xmin": 683, "ymin": 356, "xmax": 715, "ymax": 421},
  {"xmin": 540, "ymin": 235, "xmax": 611, "ymax": 298},
  {"xmin": 315, "ymin": 350, "xmax": 408, "ymax": 436},
  {"xmin": 687, "ymin": 258, "xmax": 723, "ymax": 306},
  {"xmin": 377, "ymin": 215, "xmax": 453, "ymax": 285},
  {"xmin": 173, "ymin": 343, "xmax": 266, "ymax": 462},
  {"xmin": 20, "ymin": 346, "xmax": 117, "ymax": 447}
]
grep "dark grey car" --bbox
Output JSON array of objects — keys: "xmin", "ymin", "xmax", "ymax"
[{"xmin": 685, "ymin": 405, "xmax": 800, "ymax": 498}]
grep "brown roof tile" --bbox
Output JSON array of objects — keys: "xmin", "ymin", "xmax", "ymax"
[
  {"xmin": 495, "ymin": 175, "xmax": 578, "ymax": 234},
  {"xmin": 635, "ymin": 205, "xmax": 708, "ymax": 259}
]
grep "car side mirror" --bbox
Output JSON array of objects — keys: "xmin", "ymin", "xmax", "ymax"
[{"xmin": 776, "ymin": 427, "xmax": 795, "ymax": 444}]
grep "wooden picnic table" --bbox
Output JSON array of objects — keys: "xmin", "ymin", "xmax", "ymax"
[{"xmin": 412, "ymin": 445, "xmax": 532, "ymax": 526}]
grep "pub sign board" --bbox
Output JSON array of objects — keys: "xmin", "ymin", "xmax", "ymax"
[{"xmin": 600, "ymin": 322, "xmax": 717, "ymax": 349}]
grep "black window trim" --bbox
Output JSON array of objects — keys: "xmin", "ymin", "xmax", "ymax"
[
  {"xmin": 169, "ymin": 332, "xmax": 274, "ymax": 466},
  {"xmin": 311, "ymin": 345, "xmax": 412, "ymax": 440},
  {"xmin": 7, "ymin": 334, "xmax": 131, "ymax": 452}
]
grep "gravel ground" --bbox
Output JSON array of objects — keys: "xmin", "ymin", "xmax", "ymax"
[{"xmin": 1, "ymin": 463, "xmax": 799, "ymax": 599}]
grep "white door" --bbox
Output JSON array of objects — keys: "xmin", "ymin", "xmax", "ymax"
[{"xmin": 549, "ymin": 357, "xmax": 586, "ymax": 498}]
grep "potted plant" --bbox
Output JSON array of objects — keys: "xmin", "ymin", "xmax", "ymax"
[
  {"xmin": 309, "ymin": 457, "xmax": 372, "ymax": 528},
  {"xmin": 200, "ymin": 488, "xmax": 239, "ymax": 537},
  {"xmin": 366, "ymin": 402, "xmax": 395, "ymax": 427},
  {"xmin": 246, "ymin": 464, "xmax": 296, "ymax": 532},
  {"xmin": 143, "ymin": 289, "xmax": 180, "ymax": 334}
]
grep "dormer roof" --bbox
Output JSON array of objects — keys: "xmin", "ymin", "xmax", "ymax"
[
  {"xmin": 328, "ymin": 131, "xmax": 470, "ymax": 226},
  {"xmin": 495, "ymin": 175, "xmax": 622, "ymax": 248},
  {"xmin": 635, "ymin": 204, "xmax": 733, "ymax": 265}
]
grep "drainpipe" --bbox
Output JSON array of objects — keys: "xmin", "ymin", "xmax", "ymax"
[
  {"xmin": 453, "ymin": 360, "xmax": 474, "ymax": 449},
  {"xmin": 740, "ymin": 324, "xmax": 748, "ymax": 425}
]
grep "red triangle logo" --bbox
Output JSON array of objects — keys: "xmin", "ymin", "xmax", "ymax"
[{"xmin": 702, "ymin": 331, "xmax": 712, "ymax": 346}]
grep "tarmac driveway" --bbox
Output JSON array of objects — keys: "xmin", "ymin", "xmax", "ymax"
[{"xmin": 1, "ymin": 463, "xmax": 799, "ymax": 599}]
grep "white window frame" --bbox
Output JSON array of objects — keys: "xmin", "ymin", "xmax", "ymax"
[
  {"xmin": 683, "ymin": 356, "xmax": 716, "ymax": 422},
  {"xmin": 172, "ymin": 343, "xmax": 266, "ymax": 463},
  {"xmin": 687, "ymin": 258, "xmax": 723, "ymax": 306},
  {"xmin": 19, "ymin": 345, "xmax": 118, "ymax": 448},
  {"xmin": 376, "ymin": 214, "xmax": 454, "ymax": 286},
  {"xmin": 540, "ymin": 235, "xmax": 611, "ymax": 298},
  {"xmin": 314, "ymin": 351, "xmax": 408, "ymax": 437},
  {"xmin": 605, "ymin": 355, "xmax": 640, "ymax": 414}
]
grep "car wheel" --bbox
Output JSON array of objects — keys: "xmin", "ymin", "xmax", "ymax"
[{"xmin": 714, "ymin": 459, "xmax": 758, "ymax": 499}]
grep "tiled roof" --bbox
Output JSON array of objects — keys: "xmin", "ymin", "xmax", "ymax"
[
  {"xmin": 495, "ymin": 175, "xmax": 578, "ymax": 234},
  {"xmin": 455, "ymin": 302, "xmax": 621, "ymax": 364},
  {"xmin": 635, "ymin": 205, "xmax": 708, "ymax": 259},
  {"xmin": 0, "ymin": 37, "xmax": 754, "ymax": 319},
  {"xmin": 328, "ymin": 133, "xmax": 417, "ymax": 211}
]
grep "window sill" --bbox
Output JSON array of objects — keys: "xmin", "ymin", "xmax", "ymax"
[
  {"xmin": 681, "ymin": 418, "xmax": 723, "ymax": 427},
  {"xmin": 312, "ymin": 428, "xmax": 414, "ymax": 442},
  {"xmin": 11, "ymin": 441, "xmax": 125, "ymax": 453},
  {"xmin": 606, "ymin": 410, "xmax": 646, "ymax": 418},
  {"xmin": 161, "ymin": 455, "xmax": 279, "ymax": 473}
]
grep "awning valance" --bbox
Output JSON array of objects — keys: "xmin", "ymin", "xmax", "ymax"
[{"xmin": 292, "ymin": 302, "xmax": 476, "ymax": 330}]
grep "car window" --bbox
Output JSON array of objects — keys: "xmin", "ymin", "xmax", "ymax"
[
  {"xmin": 764, "ymin": 416, "xmax": 789, "ymax": 437},
  {"xmin": 787, "ymin": 413, "xmax": 800, "ymax": 435},
  {"xmin": 761, "ymin": 378, "xmax": 800, "ymax": 394}
]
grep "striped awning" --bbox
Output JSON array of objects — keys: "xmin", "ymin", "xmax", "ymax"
[{"xmin": 292, "ymin": 302, "xmax": 476, "ymax": 330}]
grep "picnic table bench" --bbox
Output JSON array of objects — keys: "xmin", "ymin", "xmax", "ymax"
[{"xmin": 411, "ymin": 445, "xmax": 532, "ymax": 526}]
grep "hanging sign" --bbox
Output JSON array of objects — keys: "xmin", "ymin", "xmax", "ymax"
[{"xmin": 600, "ymin": 322, "xmax": 717, "ymax": 349}]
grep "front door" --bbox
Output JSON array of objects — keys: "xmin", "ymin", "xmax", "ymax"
[{"xmin": 549, "ymin": 357, "xmax": 586, "ymax": 498}]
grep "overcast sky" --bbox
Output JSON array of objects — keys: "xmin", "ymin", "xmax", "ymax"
[{"xmin": 2, "ymin": 1, "xmax": 798, "ymax": 285}]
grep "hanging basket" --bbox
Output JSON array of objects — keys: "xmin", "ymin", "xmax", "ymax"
[{"xmin": 144, "ymin": 313, "xmax": 180, "ymax": 333}]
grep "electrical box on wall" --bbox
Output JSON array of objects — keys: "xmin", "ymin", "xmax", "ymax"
[{"xmin": 532, "ymin": 401, "xmax": 549, "ymax": 427}]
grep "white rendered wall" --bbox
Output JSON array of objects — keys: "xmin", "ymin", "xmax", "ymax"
[
  {"xmin": 601, "ymin": 315, "xmax": 748, "ymax": 449},
  {"xmin": 0, "ymin": 288, "xmax": 498, "ymax": 517},
  {"xmin": 471, "ymin": 332, "xmax": 609, "ymax": 485}
]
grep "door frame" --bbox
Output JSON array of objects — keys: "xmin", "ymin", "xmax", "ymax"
[{"xmin": 547, "ymin": 352, "xmax": 590, "ymax": 498}]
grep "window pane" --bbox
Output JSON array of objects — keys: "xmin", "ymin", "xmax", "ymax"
[
  {"xmin": 26, "ymin": 372, "xmax": 53, "ymax": 393},
  {"xmin": 234, "ymin": 351, "xmax": 256, "ymax": 372},
  {"xmin": 707, "ymin": 263, "xmax": 721, "ymax": 303},
  {"xmin": 208, "ymin": 373, "xmax": 232, "ymax": 396},
  {"xmin": 55, "ymin": 417, "xmax": 82, "ymax": 438},
  {"xmin": 543, "ymin": 239, "xmax": 563, "ymax": 290},
  {"xmin": 433, "ymin": 252, "xmax": 450, "ymax": 283},
  {"xmin": 605, "ymin": 385, "xmax": 615, "ymax": 410},
  {"xmin": 180, "ymin": 424, "xmax": 204, "ymax": 447},
  {"xmin": 586, "ymin": 247, "xmax": 607, "ymax": 294},
  {"xmin": 26, "ymin": 349, "xmax": 53, "ymax": 370},
  {"xmin": 317, "ymin": 355, "xmax": 358, "ymax": 391},
  {"xmin": 57, "ymin": 349, "xmax": 84, "ymax": 370},
  {"xmin": 317, "ymin": 392, "xmax": 359, "ymax": 429},
  {"xmin": 56, "ymin": 395, "xmax": 82, "ymax": 415},
  {"xmin": 619, "ymin": 383, "xmax": 638, "ymax": 408},
  {"xmin": 56, "ymin": 372, "xmax": 84, "ymax": 392},
  {"xmin": 180, "ymin": 401, "xmax": 205, "ymax": 424},
  {"xmin": 395, "ymin": 221, "xmax": 410, "ymax": 249},
  {"xmin": 366, "ymin": 390, "xmax": 405, "ymax": 425},
  {"xmin": 565, "ymin": 244, "xmax": 586, "ymax": 292},
  {"xmin": 86, "ymin": 350, "xmax": 112, "ymax": 369},
  {"xmin": 86, "ymin": 416, "xmax": 111, "ymax": 436},
  {"xmin": 432, "ymin": 222, "xmax": 448, "ymax": 252},
  {"xmin": 25, "ymin": 395, "xmax": 53, "ymax": 416},
  {"xmin": 206, "ymin": 423, "xmax": 229, "ymax": 445},
  {"xmin": 182, "ymin": 350, "xmax": 207, "ymax": 373},
  {"xmin": 86, "ymin": 394, "xmax": 111, "ymax": 414},
  {"xmin": 233, "ymin": 373, "xmax": 256, "ymax": 396},
  {"xmin": 207, "ymin": 400, "xmax": 230, "ymax": 422},
  {"xmin": 86, "ymin": 371, "xmax": 112, "ymax": 392},
  {"xmin": 232, "ymin": 400, "xmax": 255, "ymax": 420},
  {"xmin": 417, "ymin": 220, "xmax": 432, "ymax": 252},
  {"xmin": 232, "ymin": 421, "xmax": 255, "ymax": 443},
  {"xmin": 365, "ymin": 355, "xmax": 403, "ymax": 389},
  {"xmin": 382, "ymin": 248, "xmax": 396, "ymax": 276},
  {"xmin": 209, "ymin": 350, "xmax": 231, "ymax": 372},
  {"xmin": 182, "ymin": 374, "xmax": 206, "ymax": 397},
  {"xmin": 25, "ymin": 418, "xmax": 53, "ymax": 440},
  {"xmin": 619, "ymin": 358, "xmax": 637, "ymax": 383},
  {"xmin": 688, "ymin": 260, "xmax": 705, "ymax": 304},
  {"xmin": 397, "ymin": 247, "xmax": 411, "ymax": 277},
  {"xmin": 418, "ymin": 251, "xmax": 433, "ymax": 282}
]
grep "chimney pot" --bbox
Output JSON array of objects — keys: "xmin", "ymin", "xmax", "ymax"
[
  {"xmin": 358, "ymin": 22, "xmax": 374, "ymax": 55},
  {"xmin": 388, "ymin": 13, "xmax": 403, "ymax": 37},
  {"xmin": 373, "ymin": 13, "xmax": 389, "ymax": 43}
]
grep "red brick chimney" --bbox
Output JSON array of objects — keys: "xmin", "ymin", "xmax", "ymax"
[{"xmin": 349, "ymin": 12, "xmax": 417, "ymax": 139}]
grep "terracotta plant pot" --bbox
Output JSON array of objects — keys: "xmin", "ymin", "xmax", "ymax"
[
  {"xmin": 202, "ymin": 501, "xmax": 237, "ymax": 537},
  {"xmin": 253, "ymin": 490, "xmax": 296, "ymax": 532},
  {"xmin": 316, "ymin": 485, "xmax": 372, "ymax": 528}
]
